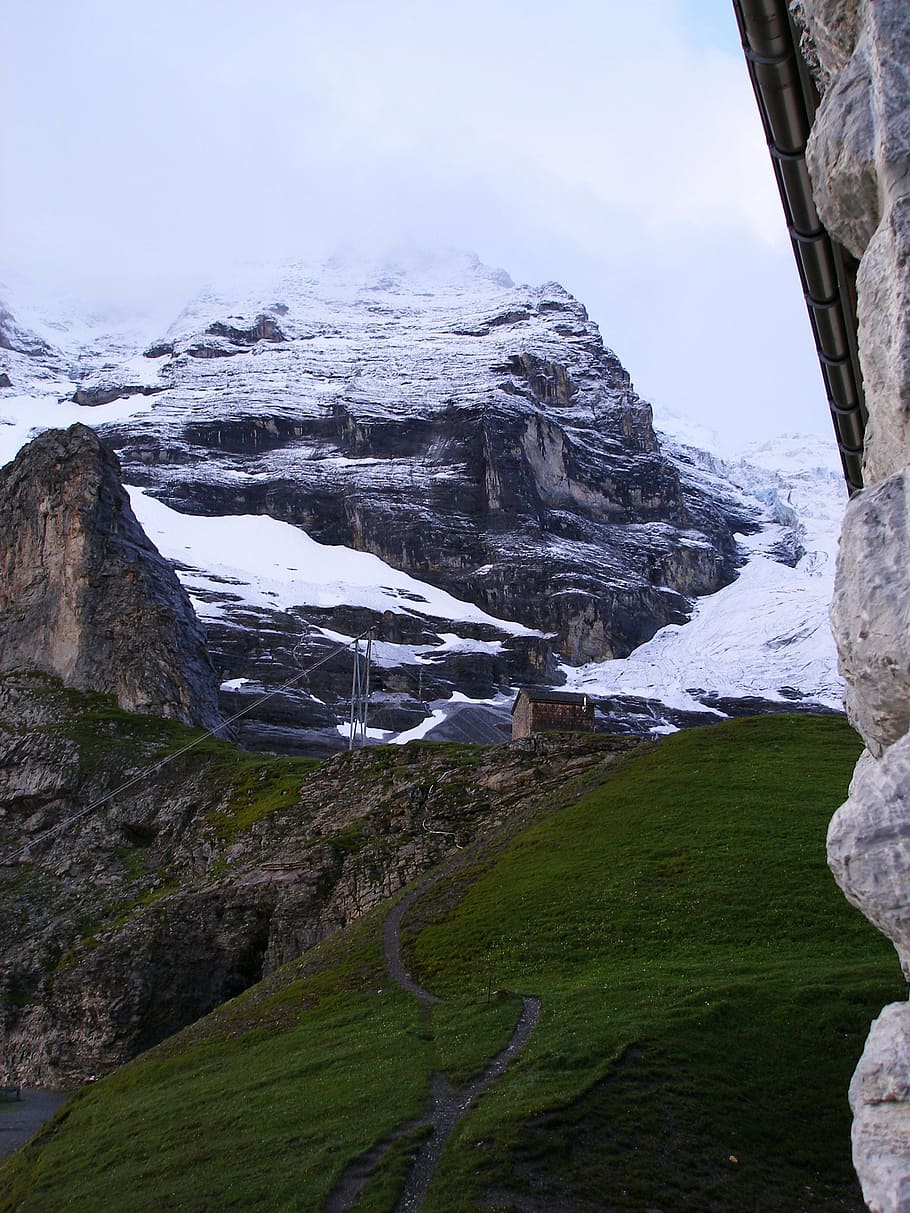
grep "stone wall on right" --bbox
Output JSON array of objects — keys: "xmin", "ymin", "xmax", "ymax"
[{"xmin": 796, "ymin": 2, "xmax": 910, "ymax": 1209}]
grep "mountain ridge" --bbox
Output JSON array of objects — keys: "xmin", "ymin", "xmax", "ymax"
[{"xmin": 0, "ymin": 254, "xmax": 845, "ymax": 751}]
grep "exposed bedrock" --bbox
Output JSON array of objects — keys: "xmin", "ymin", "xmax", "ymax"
[
  {"xmin": 828, "ymin": 739, "xmax": 910, "ymax": 978},
  {"xmin": 806, "ymin": 0, "xmax": 910, "ymax": 485},
  {"xmin": 830, "ymin": 474, "xmax": 910, "ymax": 756},
  {"xmin": 113, "ymin": 397, "xmax": 738, "ymax": 665},
  {"xmin": 856, "ymin": 203, "xmax": 910, "ymax": 484},
  {"xmin": 850, "ymin": 1004, "xmax": 910, "ymax": 1213},
  {"xmin": 793, "ymin": 0, "xmax": 859, "ymax": 90},
  {"xmin": 95, "ymin": 260, "xmax": 746, "ymax": 688},
  {"xmin": 0, "ymin": 424, "xmax": 222, "ymax": 731},
  {"xmin": 0, "ymin": 671, "xmax": 632, "ymax": 1087},
  {"xmin": 800, "ymin": 0, "xmax": 910, "ymax": 1205}
]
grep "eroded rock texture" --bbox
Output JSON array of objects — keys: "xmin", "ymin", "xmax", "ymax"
[
  {"xmin": 0, "ymin": 424, "xmax": 222, "ymax": 731},
  {"xmin": 800, "ymin": 0, "xmax": 910, "ymax": 1206},
  {"xmin": 828, "ymin": 741, "xmax": 910, "ymax": 976},
  {"xmin": 830, "ymin": 475, "xmax": 910, "ymax": 757},
  {"xmin": 850, "ymin": 1003, "xmax": 910, "ymax": 1213},
  {"xmin": 90, "ymin": 257, "xmax": 745, "ymax": 668}
]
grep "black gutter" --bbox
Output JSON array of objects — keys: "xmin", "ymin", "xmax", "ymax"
[{"xmin": 731, "ymin": 0, "xmax": 867, "ymax": 493}]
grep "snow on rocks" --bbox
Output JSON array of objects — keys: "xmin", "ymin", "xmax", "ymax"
[
  {"xmin": 128, "ymin": 488, "xmax": 540, "ymax": 635},
  {"xmin": 566, "ymin": 430, "xmax": 847, "ymax": 727},
  {"xmin": 0, "ymin": 257, "xmax": 848, "ymax": 747}
]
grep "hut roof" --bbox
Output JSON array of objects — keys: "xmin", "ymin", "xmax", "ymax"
[{"xmin": 511, "ymin": 688, "xmax": 592, "ymax": 715}]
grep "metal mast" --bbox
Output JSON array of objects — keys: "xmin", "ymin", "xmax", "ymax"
[{"xmin": 348, "ymin": 629, "xmax": 375, "ymax": 749}]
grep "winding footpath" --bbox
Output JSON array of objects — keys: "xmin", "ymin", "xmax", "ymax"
[{"xmin": 325, "ymin": 865, "xmax": 541, "ymax": 1212}]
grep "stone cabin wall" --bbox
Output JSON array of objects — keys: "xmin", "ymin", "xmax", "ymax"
[
  {"xmin": 512, "ymin": 695, "xmax": 533, "ymax": 739},
  {"xmin": 511, "ymin": 695, "xmax": 594, "ymax": 740},
  {"xmin": 530, "ymin": 701, "xmax": 594, "ymax": 735}
]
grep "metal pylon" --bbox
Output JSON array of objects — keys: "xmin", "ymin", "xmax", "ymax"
[{"xmin": 348, "ymin": 629, "xmax": 374, "ymax": 749}]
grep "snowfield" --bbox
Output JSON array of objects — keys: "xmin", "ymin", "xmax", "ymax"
[{"xmin": 128, "ymin": 488, "xmax": 541, "ymax": 636}]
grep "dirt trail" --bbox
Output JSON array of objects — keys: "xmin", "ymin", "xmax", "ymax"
[
  {"xmin": 325, "ymin": 864, "xmax": 541, "ymax": 1212},
  {"xmin": 325, "ymin": 738, "xmax": 633, "ymax": 1210},
  {"xmin": 392, "ymin": 995, "xmax": 541, "ymax": 1213}
]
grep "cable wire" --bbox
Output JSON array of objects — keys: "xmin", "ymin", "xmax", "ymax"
[{"xmin": 0, "ymin": 628, "xmax": 373, "ymax": 868}]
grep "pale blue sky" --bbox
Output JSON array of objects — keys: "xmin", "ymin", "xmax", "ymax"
[{"xmin": 0, "ymin": 1, "xmax": 829, "ymax": 452}]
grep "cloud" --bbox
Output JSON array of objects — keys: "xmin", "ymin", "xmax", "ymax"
[
  {"xmin": 0, "ymin": 0, "xmax": 829, "ymax": 449},
  {"xmin": 1, "ymin": 2, "xmax": 780, "ymax": 272}
]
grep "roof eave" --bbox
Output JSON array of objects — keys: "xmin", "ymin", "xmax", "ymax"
[{"xmin": 731, "ymin": 0, "xmax": 867, "ymax": 494}]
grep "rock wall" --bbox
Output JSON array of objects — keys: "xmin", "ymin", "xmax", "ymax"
[
  {"xmin": 798, "ymin": 2, "xmax": 910, "ymax": 1208},
  {"xmin": 0, "ymin": 424, "xmax": 222, "ymax": 731},
  {"xmin": 93, "ymin": 258, "xmax": 747, "ymax": 668}
]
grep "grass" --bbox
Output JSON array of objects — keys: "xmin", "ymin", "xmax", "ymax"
[
  {"xmin": 353, "ymin": 1124, "xmax": 433, "ymax": 1212},
  {"xmin": 205, "ymin": 759, "xmax": 320, "ymax": 841},
  {"xmin": 64, "ymin": 693, "xmax": 321, "ymax": 842},
  {"xmin": 431, "ymin": 997, "xmax": 522, "ymax": 1086},
  {"xmin": 0, "ymin": 672, "xmax": 319, "ymax": 842},
  {"xmin": 412, "ymin": 715, "xmax": 901, "ymax": 1211},
  {"xmin": 1, "ymin": 715, "xmax": 902, "ymax": 1212},
  {"xmin": 0, "ymin": 912, "xmax": 432, "ymax": 1213},
  {"xmin": 0, "ymin": 674, "xmax": 328, "ymax": 996},
  {"xmin": 0, "ymin": 670, "xmax": 322, "ymax": 851}
]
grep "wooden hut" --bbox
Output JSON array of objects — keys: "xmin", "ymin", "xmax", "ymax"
[{"xmin": 511, "ymin": 688, "xmax": 595, "ymax": 740}]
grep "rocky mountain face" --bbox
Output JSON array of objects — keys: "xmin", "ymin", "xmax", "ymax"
[
  {"xmin": 99, "ymin": 256, "xmax": 740, "ymax": 665},
  {"xmin": 0, "ymin": 671, "xmax": 635, "ymax": 1087},
  {"xmin": 562, "ymin": 428, "xmax": 847, "ymax": 728},
  {"xmin": 0, "ymin": 425, "xmax": 221, "ymax": 732},
  {"xmin": 0, "ymin": 254, "xmax": 763, "ymax": 753}
]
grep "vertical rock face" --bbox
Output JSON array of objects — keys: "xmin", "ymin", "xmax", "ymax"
[
  {"xmin": 0, "ymin": 423, "xmax": 222, "ymax": 731},
  {"xmin": 848, "ymin": 1003, "xmax": 910, "ymax": 1213},
  {"xmin": 799, "ymin": 1, "xmax": 910, "ymax": 1206},
  {"xmin": 89, "ymin": 256, "xmax": 742, "ymax": 670},
  {"xmin": 805, "ymin": 1, "xmax": 910, "ymax": 484},
  {"xmin": 830, "ymin": 475, "xmax": 910, "ymax": 756}
]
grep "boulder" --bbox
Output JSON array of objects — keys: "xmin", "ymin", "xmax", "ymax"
[
  {"xmin": 849, "ymin": 1002, "xmax": 910, "ymax": 1213},
  {"xmin": 831, "ymin": 471, "xmax": 910, "ymax": 754}
]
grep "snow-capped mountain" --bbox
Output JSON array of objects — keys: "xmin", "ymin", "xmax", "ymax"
[
  {"xmin": 562, "ymin": 429, "xmax": 846, "ymax": 731},
  {"xmin": 0, "ymin": 254, "xmax": 846, "ymax": 750}
]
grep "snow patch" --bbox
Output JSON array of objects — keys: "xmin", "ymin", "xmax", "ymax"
[
  {"xmin": 127, "ymin": 488, "xmax": 541, "ymax": 635},
  {"xmin": 0, "ymin": 393, "xmax": 157, "ymax": 470},
  {"xmin": 389, "ymin": 691, "xmax": 515, "ymax": 745}
]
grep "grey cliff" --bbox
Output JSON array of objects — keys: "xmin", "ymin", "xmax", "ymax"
[
  {"xmin": 0, "ymin": 424, "xmax": 222, "ymax": 732},
  {"xmin": 80, "ymin": 257, "xmax": 750, "ymax": 748}
]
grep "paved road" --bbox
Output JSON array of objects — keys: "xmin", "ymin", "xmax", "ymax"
[{"xmin": 0, "ymin": 1088, "xmax": 68, "ymax": 1161}]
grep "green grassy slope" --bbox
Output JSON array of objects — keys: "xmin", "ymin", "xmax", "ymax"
[{"xmin": 1, "ymin": 715, "xmax": 902, "ymax": 1212}]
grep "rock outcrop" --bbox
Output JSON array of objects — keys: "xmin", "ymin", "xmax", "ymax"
[
  {"xmin": 1, "ymin": 259, "xmax": 843, "ymax": 752},
  {"xmin": 0, "ymin": 671, "xmax": 636, "ymax": 1087},
  {"xmin": 796, "ymin": 1, "xmax": 910, "ymax": 1206},
  {"xmin": 829, "ymin": 475, "xmax": 910, "ymax": 757},
  {"xmin": 848, "ymin": 1003, "xmax": 910, "ymax": 1213},
  {"xmin": 0, "ymin": 424, "xmax": 222, "ymax": 731},
  {"xmin": 6, "ymin": 256, "xmax": 843, "ymax": 752}
]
